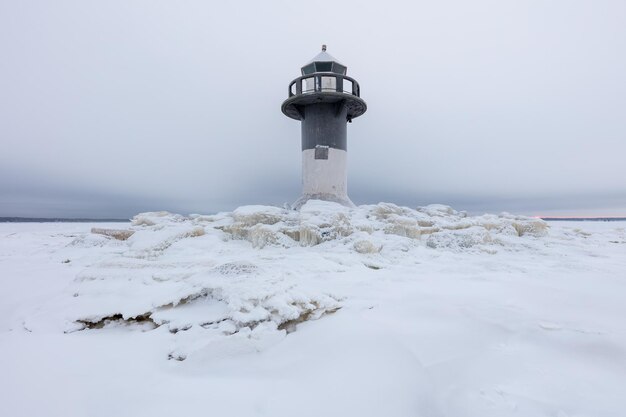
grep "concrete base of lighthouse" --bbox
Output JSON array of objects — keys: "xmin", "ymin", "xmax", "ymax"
[{"xmin": 292, "ymin": 147, "xmax": 355, "ymax": 210}]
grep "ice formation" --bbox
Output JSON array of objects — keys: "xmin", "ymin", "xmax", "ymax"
[
  {"xmin": 5, "ymin": 205, "xmax": 626, "ymax": 417},
  {"xmin": 50, "ymin": 201, "xmax": 547, "ymax": 359}
]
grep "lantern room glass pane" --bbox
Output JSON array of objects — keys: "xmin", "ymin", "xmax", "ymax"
[
  {"xmin": 321, "ymin": 76, "xmax": 336, "ymax": 91},
  {"xmin": 302, "ymin": 77, "xmax": 315, "ymax": 93},
  {"xmin": 332, "ymin": 63, "xmax": 347, "ymax": 75},
  {"xmin": 302, "ymin": 63, "xmax": 316, "ymax": 75},
  {"xmin": 315, "ymin": 62, "xmax": 332, "ymax": 72}
]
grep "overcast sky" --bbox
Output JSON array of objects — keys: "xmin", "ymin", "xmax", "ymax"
[{"xmin": 1, "ymin": 0, "xmax": 625, "ymax": 218}]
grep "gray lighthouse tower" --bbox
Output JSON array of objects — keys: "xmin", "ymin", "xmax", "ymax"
[{"xmin": 282, "ymin": 46, "xmax": 367, "ymax": 209}]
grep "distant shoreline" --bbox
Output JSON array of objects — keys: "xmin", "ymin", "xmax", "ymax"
[
  {"xmin": 540, "ymin": 217, "xmax": 626, "ymax": 222},
  {"xmin": 1, "ymin": 216, "xmax": 625, "ymax": 223},
  {"xmin": 0, "ymin": 217, "xmax": 130, "ymax": 223}
]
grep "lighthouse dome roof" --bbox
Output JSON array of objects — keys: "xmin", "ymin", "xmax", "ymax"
[
  {"xmin": 301, "ymin": 46, "xmax": 347, "ymax": 75},
  {"xmin": 304, "ymin": 50, "xmax": 344, "ymax": 66}
]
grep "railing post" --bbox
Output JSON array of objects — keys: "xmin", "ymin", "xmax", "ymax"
[
  {"xmin": 336, "ymin": 76, "xmax": 343, "ymax": 93},
  {"xmin": 296, "ymin": 79, "xmax": 302, "ymax": 95}
]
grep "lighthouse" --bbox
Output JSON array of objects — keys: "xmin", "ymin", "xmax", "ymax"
[{"xmin": 282, "ymin": 45, "xmax": 367, "ymax": 209}]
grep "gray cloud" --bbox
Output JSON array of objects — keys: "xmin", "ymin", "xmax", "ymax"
[{"xmin": 1, "ymin": 0, "xmax": 625, "ymax": 217}]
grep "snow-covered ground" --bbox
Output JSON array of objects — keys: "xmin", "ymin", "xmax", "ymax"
[{"xmin": 1, "ymin": 201, "xmax": 625, "ymax": 417}]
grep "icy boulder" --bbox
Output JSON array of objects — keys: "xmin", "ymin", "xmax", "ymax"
[
  {"xmin": 426, "ymin": 226, "xmax": 493, "ymax": 250},
  {"xmin": 353, "ymin": 236, "xmax": 383, "ymax": 254},
  {"xmin": 126, "ymin": 224, "xmax": 205, "ymax": 259},
  {"xmin": 298, "ymin": 200, "xmax": 353, "ymax": 245},
  {"xmin": 221, "ymin": 206, "xmax": 298, "ymax": 248},
  {"xmin": 131, "ymin": 211, "xmax": 187, "ymax": 227},
  {"xmin": 418, "ymin": 203, "xmax": 464, "ymax": 217},
  {"xmin": 506, "ymin": 214, "xmax": 549, "ymax": 237},
  {"xmin": 232, "ymin": 205, "xmax": 286, "ymax": 227}
]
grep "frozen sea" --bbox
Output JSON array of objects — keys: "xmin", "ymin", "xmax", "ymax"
[{"xmin": 1, "ymin": 202, "xmax": 625, "ymax": 417}]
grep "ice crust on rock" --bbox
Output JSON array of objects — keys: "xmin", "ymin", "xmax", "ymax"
[
  {"xmin": 218, "ymin": 200, "xmax": 547, "ymax": 250},
  {"xmin": 44, "ymin": 201, "xmax": 550, "ymax": 360}
]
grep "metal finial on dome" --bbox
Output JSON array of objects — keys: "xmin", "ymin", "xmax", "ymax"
[{"xmin": 322, "ymin": 44, "xmax": 327, "ymax": 52}]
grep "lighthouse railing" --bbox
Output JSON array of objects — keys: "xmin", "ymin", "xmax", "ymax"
[{"xmin": 288, "ymin": 73, "xmax": 361, "ymax": 98}]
